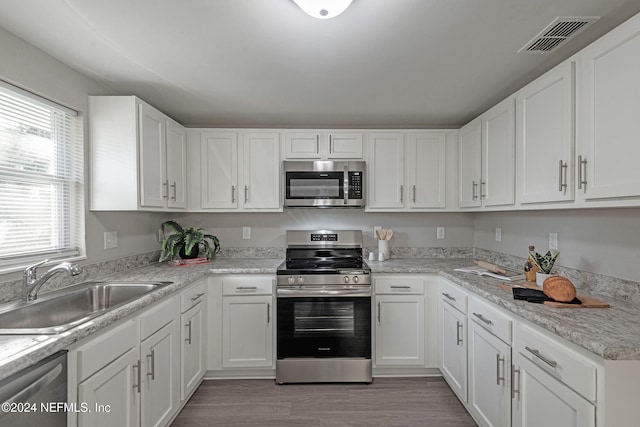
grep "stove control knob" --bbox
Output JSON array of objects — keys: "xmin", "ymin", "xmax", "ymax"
[
  {"xmin": 353, "ymin": 275, "xmax": 359, "ymax": 284},
  {"xmin": 296, "ymin": 276, "xmax": 305, "ymax": 285},
  {"xmin": 287, "ymin": 276, "xmax": 295, "ymax": 285},
  {"xmin": 343, "ymin": 276, "xmax": 350, "ymax": 284}
]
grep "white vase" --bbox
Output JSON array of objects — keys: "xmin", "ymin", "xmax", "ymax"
[
  {"xmin": 378, "ymin": 240, "xmax": 390, "ymax": 260},
  {"xmin": 536, "ymin": 272, "xmax": 556, "ymax": 286}
]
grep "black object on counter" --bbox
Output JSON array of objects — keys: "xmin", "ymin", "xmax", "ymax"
[{"xmin": 512, "ymin": 287, "xmax": 581, "ymax": 305}]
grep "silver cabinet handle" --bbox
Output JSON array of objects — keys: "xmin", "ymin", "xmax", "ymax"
[
  {"xmin": 244, "ymin": 185, "xmax": 249, "ymax": 204},
  {"xmin": 391, "ymin": 285, "xmax": 411, "ymax": 290},
  {"xmin": 185, "ymin": 320, "xmax": 192, "ymax": 345},
  {"xmin": 472, "ymin": 181, "xmax": 478, "ymax": 200},
  {"xmin": 473, "ymin": 312, "xmax": 494, "ymax": 326},
  {"xmin": 558, "ymin": 160, "xmax": 568, "ymax": 192},
  {"xmin": 231, "ymin": 185, "xmax": 236, "ymax": 203},
  {"xmin": 525, "ymin": 346, "xmax": 557, "ymax": 368},
  {"xmin": 191, "ymin": 292, "xmax": 205, "ymax": 302},
  {"xmin": 267, "ymin": 303, "xmax": 271, "ymax": 324},
  {"xmin": 316, "ymin": 135, "xmax": 320, "ymax": 154},
  {"xmin": 329, "ymin": 135, "xmax": 333, "ymax": 154},
  {"xmin": 480, "ymin": 181, "xmax": 486, "ymax": 200},
  {"xmin": 441, "ymin": 292, "xmax": 456, "ymax": 301},
  {"xmin": 496, "ymin": 354, "xmax": 505, "ymax": 385},
  {"xmin": 412, "ymin": 185, "xmax": 416, "ymax": 203},
  {"xmin": 162, "ymin": 180, "xmax": 169, "ymax": 199},
  {"xmin": 400, "ymin": 185, "xmax": 404, "ymax": 203},
  {"xmin": 578, "ymin": 155, "xmax": 587, "ymax": 192},
  {"xmin": 133, "ymin": 360, "xmax": 141, "ymax": 393},
  {"xmin": 146, "ymin": 349, "xmax": 155, "ymax": 380},
  {"xmin": 170, "ymin": 181, "xmax": 177, "ymax": 201},
  {"xmin": 377, "ymin": 302, "xmax": 381, "ymax": 324},
  {"xmin": 236, "ymin": 286, "xmax": 257, "ymax": 291},
  {"xmin": 456, "ymin": 321, "xmax": 463, "ymax": 345},
  {"xmin": 511, "ymin": 364, "xmax": 520, "ymax": 399}
]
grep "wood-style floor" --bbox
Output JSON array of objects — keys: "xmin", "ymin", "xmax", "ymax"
[{"xmin": 171, "ymin": 377, "xmax": 477, "ymax": 426}]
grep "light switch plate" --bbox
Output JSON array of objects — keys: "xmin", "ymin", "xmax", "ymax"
[
  {"xmin": 242, "ymin": 226, "xmax": 251, "ymax": 240},
  {"xmin": 549, "ymin": 232, "xmax": 558, "ymax": 250},
  {"xmin": 104, "ymin": 231, "xmax": 118, "ymax": 249}
]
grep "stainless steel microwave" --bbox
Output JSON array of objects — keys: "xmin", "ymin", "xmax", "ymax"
[{"xmin": 283, "ymin": 160, "xmax": 366, "ymax": 208}]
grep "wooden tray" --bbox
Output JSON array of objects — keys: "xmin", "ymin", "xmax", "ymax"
[{"xmin": 498, "ymin": 282, "xmax": 610, "ymax": 308}]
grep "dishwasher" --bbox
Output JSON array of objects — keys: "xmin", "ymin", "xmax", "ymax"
[{"xmin": 0, "ymin": 351, "xmax": 67, "ymax": 427}]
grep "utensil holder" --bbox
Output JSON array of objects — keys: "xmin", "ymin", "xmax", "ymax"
[{"xmin": 378, "ymin": 240, "xmax": 390, "ymax": 260}]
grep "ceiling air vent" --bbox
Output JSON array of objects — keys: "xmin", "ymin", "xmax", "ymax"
[{"xmin": 518, "ymin": 16, "xmax": 600, "ymax": 53}]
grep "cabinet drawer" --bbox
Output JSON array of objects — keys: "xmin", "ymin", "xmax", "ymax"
[
  {"xmin": 76, "ymin": 319, "xmax": 138, "ymax": 382},
  {"xmin": 139, "ymin": 296, "xmax": 179, "ymax": 340},
  {"xmin": 223, "ymin": 277, "xmax": 273, "ymax": 296},
  {"xmin": 181, "ymin": 280, "xmax": 206, "ymax": 313},
  {"xmin": 515, "ymin": 323, "xmax": 597, "ymax": 401},
  {"xmin": 375, "ymin": 277, "xmax": 424, "ymax": 294},
  {"xmin": 468, "ymin": 297, "xmax": 512, "ymax": 344},
  {"xmin": 439, "ymin": 279, "xmax": 468, "ymax": 314}
]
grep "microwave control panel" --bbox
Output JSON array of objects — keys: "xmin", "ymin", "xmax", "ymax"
[{"xmin": 348, "ymin": 172, "xmax": 363, "ymax": 199}]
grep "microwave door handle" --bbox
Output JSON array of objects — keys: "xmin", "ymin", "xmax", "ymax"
[{"xmin": 344, "ymin": 165, "xmax": 349, "ymax": 205}]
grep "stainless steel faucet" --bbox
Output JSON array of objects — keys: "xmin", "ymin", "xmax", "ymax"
[{"xmin": 23, "ymin": 260, "xmax": 83, "ymax": 301}]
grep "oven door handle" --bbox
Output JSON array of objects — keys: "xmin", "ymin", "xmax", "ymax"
[{"xmin": 277, "ymin": 288, "xmax": 371, "ymax": 297}]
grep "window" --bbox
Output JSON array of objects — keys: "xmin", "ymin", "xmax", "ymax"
[{"xmin": 0, "ymin": 80, "xmax": 84, "ymax": 271}]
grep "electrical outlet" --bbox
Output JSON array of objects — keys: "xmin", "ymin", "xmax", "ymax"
[
  {"xmin": 158, "ymin": 229, "xmax": 164, "ymax": 243},
  {"xmin": 242, "ymin": 226, "xmax": 251, "ymax": 240},
  {"xmin": 495, "ymin": 228, "xmax": 502, "ymax": 242},
  {"xmin": 436, "ymin": 227, "xmax": 445, "ymax": 240},
  {"xmin": 104, "ymin": 231, "xmax": 118, "ymax": 249},
  {"xmin": 549, "ymin": 232, "xmax": 558, "ymax": 250}
]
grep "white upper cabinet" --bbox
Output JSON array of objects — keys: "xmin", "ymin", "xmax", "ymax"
[
  {"xmin": 406, "ymin": 132, "xmax": 447, "ymax": 209},
  {"xmin": 195, "ymin": 129, "xmax": 281, "ymax": 211},
  {"xmin": 577, "ymin": 13, "xmax": 640, "ymax": 202},
  {"xmin": 458, "ymin": 97, "xmax": 516, "ymax": 209},
  {"xmin": 516, "ymin": 60, "xmax": 575, "ymax": 205},
  {"xmin": 90, "ymin": 96, "xmax": 187, "ymax": 211},
  {"xmin": 284, "ymin": 131, "xmax": 363, "ymax": 159},
  {"xmin": 366, "ymin": 132, "xmax": 405, "ymax": 209}
]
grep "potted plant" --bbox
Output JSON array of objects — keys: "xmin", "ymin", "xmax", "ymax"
[{"xmin": 159, "ymin": 220, "xmax": 220, "ymax": 262}]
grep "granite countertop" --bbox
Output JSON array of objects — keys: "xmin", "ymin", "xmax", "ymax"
[{"xmin": 1, "ymin": 256, "xmax": 639, "ymax": 381}]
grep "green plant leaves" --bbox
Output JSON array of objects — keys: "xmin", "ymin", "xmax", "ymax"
[
  {"xmin": 159, "ymin": 220, "xmax": 221, "ymax": 262},
  {"xmin": 528, "ymin": 250, "xmax": 560, "ymax": 274}
]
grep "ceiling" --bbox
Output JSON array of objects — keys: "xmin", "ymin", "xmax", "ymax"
[{"xmin": 1, "ymin": 0, "xmax": 640, "ymax": 128}]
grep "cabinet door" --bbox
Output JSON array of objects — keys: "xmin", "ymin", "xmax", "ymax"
[
  {"xmin": 468, "ymin": 321, "xmax": 511, "ymax": 427},
  {"xmin": 512, "ymin": 352, "xmax": 595, "ymax": 427},
  {"xmin": 482, "ymin": 97, "xmax": 515, "ymax": 207},
  {"xmin": 440, "ymin": 301, "xmax": 467, "ymax": 402},
  {"xmin": 407, "ymin": 132, "xmax": 447, "ymax": 209},
  {"xmin": 140, "ymin": 321, "xmax": 180, "ymax": 427},
  {"xmin": 328, "ymin": 132, "xmax": 363, "ymax": 158},
  {"xmin": 139, "ymin": 102, "xmax": 167, "ymax": 208},
  {"xmin": 284, "ymin": 132, "xmax": 321, "ymax": 158},
  {"xmin": 458, "ymin": 119, "xmax": 482, "ymax": 208},
  {"xmin": 222, "ymin": 295, "xmax": 273, "ymax": 368},
  {"xmin": 579, "ymin": 19, "xmax": 640, "ymax": 200},
  {"xmin": 517, "ymin": 61, "xmax": 574, "ymax": 204},
  {"xmin": 375, "ymin": 294, "xmax": 425, "ymax": 366},
  {"xmin": 181, "ymin": 303, "xmax": 205, "ymax": 400},
  {"xmin": 200, "ymin": 131, "xmax": 238, "ymax": 208},
  {"xmin": 366, "ymin": 133, "xmax": 405, "ymax": 209},
  {"xmin": 77, "ymin": 347, "xmax": 140, "ymax": 427},
  {"xmin": 242, "ymin": 131, "xmax": 281, "ymax": 209},
  {"xmin": 166, "ymin": 120, "xmax": 187, "ymax": 209}
]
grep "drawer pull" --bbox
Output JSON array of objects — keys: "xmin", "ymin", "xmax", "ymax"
[
  {"xmin": 441, "ymin": 292, "xmax": 456, "ymax": 301},
  {"xmin": 191, "ymin": 292, "xmax": 205, "ymax": 301},
  {"xmin": 473, "ymin": 312, "xmax": 494, "ymax": 326},
  {"xmin": 525, "ymin": 346, "xmax": 558, "ymax": 368},
  {"xmin": 236, "ymin": 286, "xmax": 258, "ymax": 292},
  {"xmin": 496, "ymin": 354, "xmax": 505, "ymax": 385},
  {"xmin": 390, "ymin": 285, "xmax": 411, "ymax": 290},
  {"xmin": 456, "ymin": 321, "xmax": 463, "ymax": 346}
]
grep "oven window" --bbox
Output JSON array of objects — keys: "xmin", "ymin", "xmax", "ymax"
[
  {"xmin": 289, "ymin": 179, "xmax": 340, "ymax": 198},
  {"xmin": 294, "ymin": 301, "xmax": 354, "ymax": 337}
]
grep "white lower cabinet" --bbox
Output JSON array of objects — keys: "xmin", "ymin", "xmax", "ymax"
[
  {"xmin": 439, "ymin": 279, "xmax": 468, "ymax": 402},
  {"xmin": 180, "ymin": 281, "xmax": 207, "ymax": 400}
]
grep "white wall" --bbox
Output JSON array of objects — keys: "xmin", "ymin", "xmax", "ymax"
[
  {"xmin": 0, "ymin": 27, "xmax": 168, "ymax": 282},
  {"xmin": 473, "ymin": 208, "xmax": 640, "ymax": 283}
]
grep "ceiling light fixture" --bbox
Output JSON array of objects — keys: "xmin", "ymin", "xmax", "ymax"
[{"xmin": 292, "ymin": 0, "xmax": 354, "ymax": 20}]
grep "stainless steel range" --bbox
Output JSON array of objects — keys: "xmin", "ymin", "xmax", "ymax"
[{"xmin": 276, "ymin": 230, "xmax": 372, "ymax": 384}]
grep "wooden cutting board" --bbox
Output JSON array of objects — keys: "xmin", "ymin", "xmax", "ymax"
[{"xmin": 498, "ymin": 281, "xmax": 610, "ymax": 308}]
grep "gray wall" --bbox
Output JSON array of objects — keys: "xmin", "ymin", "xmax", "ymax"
[{"xmin": 473, "ymin": 208, "xmax": 640, "ymax": 283}]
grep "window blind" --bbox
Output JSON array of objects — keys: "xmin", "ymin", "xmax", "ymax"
[{"xmin": 0, "ymin": 80, "xmax": 84, "ymax": 269}]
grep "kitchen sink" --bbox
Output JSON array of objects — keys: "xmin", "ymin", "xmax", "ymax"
[{"xmin": 0, "ymin": 281, "xmax": 172, "ymax": 335}]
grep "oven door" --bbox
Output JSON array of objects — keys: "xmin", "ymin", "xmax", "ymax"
[{"xmin": 277, "ymin": 295, "xmax": 371, "ymax": 359}]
